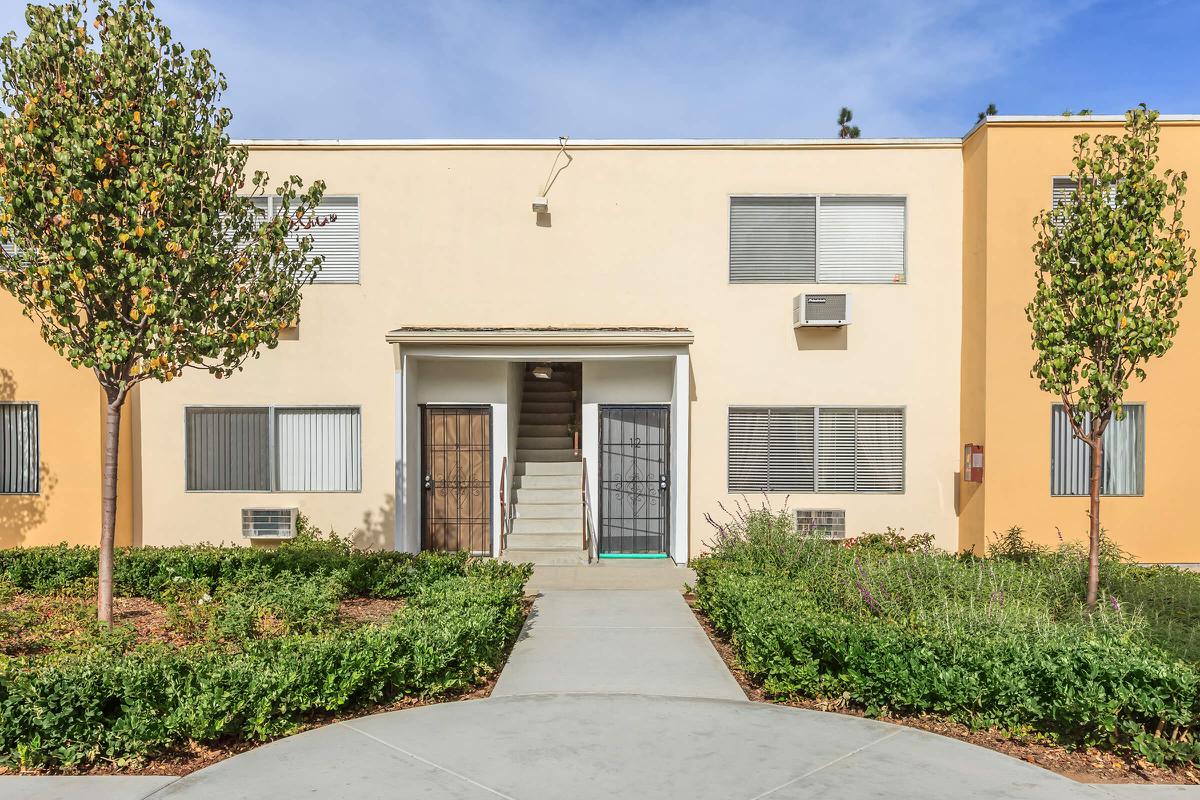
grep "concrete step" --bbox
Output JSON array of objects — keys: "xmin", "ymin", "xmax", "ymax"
[
  {"xmin": 520, "ymin": 417, "xmax": 571, "ymax": 429},
  {"xmin": 518, "ymin": 449, "xmax": 579, "ymax": 462},
  {"xmin": 522, "ymin": 401, "xmax": 574, "ymax": 414},
  {"xmin": 508, "ymin": 520, "xmax": 578, "ymax": 537},
  {"xmin": 523, "ymin": 378, "xmax": 572, "ymax": 389},
  {"xmin": 512, "ymin": 487, "xmax": 579, "ymax": 505},
  {"xmin": 514, "ymin": 502, "xmax": 579, "ymax": 518},
  {"xmin": 521, "ymin": 390, "xmax": 574, "ymax": 402},
  {"xmin": 517, "ymin": 436, "xmax": 574, "ymax": 450},
  {"xmin": 516, "ymin": 461, "xmax": 583, "ymax": 476},
  {"xmin": 507, "ymin": 533, "xmax": 582, "ymax": 550},
  {"xmin": 515, "ymin": 473, "xmax": 579, "ymax": 490},
  {"xmin": 519, "ymin": 424, "xmax": 571, "ymax": 437},
  {"xmin": 500, "ymin": 548, "xmax": 588, "ymax": 566}
]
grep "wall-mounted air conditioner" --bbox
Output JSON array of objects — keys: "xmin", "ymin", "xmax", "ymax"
[
  {"xmin": 795, "ymin": 509, "xmax": 846, "ymax": 540},
  {"xmin": 242, "ymin": 508, "xmax": 298, "ymax": 540},
  {"xmin": 793, "ymin": 293, "xmax": 851, "ymax": 327}
]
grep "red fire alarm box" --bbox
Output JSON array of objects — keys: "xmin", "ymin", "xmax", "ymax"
[{"xmin": 963, "ymin": 444, "xmax": 984, "ymax": 483}]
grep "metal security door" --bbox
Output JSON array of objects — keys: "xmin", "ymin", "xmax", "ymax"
[
  {"xmin": 599, "ymin": 406, "xmax": 670, "ymax": 554},
  {"xmin": 421, "ymin": 406, "xmax": 492, "ymax": 555}
]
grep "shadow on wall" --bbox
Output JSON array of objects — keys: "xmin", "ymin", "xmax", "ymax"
[
  {"xmin": 794, "ymin": 327, "xmax": 848, "ymax": 351},
  {"xmin": 0, "ymin": 368, "xmax": 60, "ymax": 548},
  {"xmin": 351, "ymin": 493, "xmax": 395, "ymax": 551},
  {"xmin": 0, "ymin": 464, "xmax": 58, "ymax": 548}
]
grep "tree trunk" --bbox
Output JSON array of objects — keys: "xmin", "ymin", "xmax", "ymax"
[
  {"xmin": 1085, "ymin": 429, "xmax": 1104, "ymax": 611},
  {"xmin": 98, "ymin": 399, "xmax": 122, "ymax": 624}
]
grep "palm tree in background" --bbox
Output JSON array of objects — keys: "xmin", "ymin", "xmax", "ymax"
[
  {"xmin": 977, "ymin": 103, "xmax": 998, "ymax": 122},
  {"xmin": 837, "ymin": 107, "xmax": 860, "ymax": 138}
]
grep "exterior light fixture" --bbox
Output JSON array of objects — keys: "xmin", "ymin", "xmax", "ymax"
[
  {"xmin": 532, "ymin": 196, "xmax": 549, "ymax": 213},
  {"xmin": 532, "ymin": 365, "xmax": 553, "ymax": 380}
]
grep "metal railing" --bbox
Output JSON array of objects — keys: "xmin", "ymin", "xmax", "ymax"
[
  {"xmin": 581, "ymin": 456, "xmax": 597, "ymax": 563},
  {"xmin": 499, "ymin": 456, "xmax": 510, "ymax": 554}
]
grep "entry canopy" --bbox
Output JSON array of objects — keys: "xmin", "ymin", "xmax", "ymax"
[{"xmin": 385, "ymin": 326, "xmax": 694, "ymax": 346}]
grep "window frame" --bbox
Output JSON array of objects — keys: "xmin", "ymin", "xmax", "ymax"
[
  {"xmin": 1049, "ymin": 402, "xmax": 1145, "ymax": 498},
  {"xmin": 184, "ymin": 404, "xmax": 363, "ymax": 494},
  {"xmin": 726, "ymin": 404, "xmax": 907, "ymax": 494},
  {"xmin": 0, "ymin": 400, "xmax": 40, "ymax": 496},
  {"xmin": 728, "ymin": 193, "xmax": 908, "ymax": 285}
]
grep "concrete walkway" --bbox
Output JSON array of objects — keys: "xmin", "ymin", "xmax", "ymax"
[
  {"xmin": 4, "ymin": 574, "xmax": 1197, "ymax": 799},
  {"xmin": 493, "ymin": 589, "xmax": 743, "ymax": 700}
]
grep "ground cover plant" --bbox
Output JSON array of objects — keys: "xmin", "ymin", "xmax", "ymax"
[
  {"xmin": 692, "ymin": 503, "xmax": 1200, "ymax": 766},
  {"xmin": 0, "ymin": 522, "xmax": 532, "ymax": 771}
]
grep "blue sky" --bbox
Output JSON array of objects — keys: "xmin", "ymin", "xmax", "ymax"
[{"xmin": 1, "ymin": 0, "xmax": 1197, "ymax": 139}]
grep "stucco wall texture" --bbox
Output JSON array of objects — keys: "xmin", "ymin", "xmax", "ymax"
[{"xmin": 2, "ymin": 121, "xmax": 1197, "ymax": 562}]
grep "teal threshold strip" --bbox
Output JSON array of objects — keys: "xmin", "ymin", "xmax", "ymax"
[{"xmin": 599, "ymin": 553, "xmax": 669, "ymax": 559}]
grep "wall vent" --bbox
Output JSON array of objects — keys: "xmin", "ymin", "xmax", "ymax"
[
  {"xmin": 241, "ymin": 508, "xmax": 298, "ymax": 539},
  {"xmin": 795, "ymin": 509, "xmax": 846, "ymax": 539},
  {"xmin": 793, "ymin": 293, "xmax": 850, "ymax": 327}
]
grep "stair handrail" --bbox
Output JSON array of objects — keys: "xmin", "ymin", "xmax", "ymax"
[
  {"xmin": 499, "ymin": 455, "xmax": 510, "ymax": 554},
  {"xmin": 581, "ymin": 456, "xmax": 597, "ymax": 563}
]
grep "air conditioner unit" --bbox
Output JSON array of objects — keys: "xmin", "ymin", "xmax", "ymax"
[
  {"xmin": 795, "ymin": 509, "xmax": 846, "ymax": 540},
  {"xmin": 242, "ymin": 508, "xmax": 298, "ymax": 540},
  {"xmin": 793, "ymin": 293, "xmax": 850, "ymax": 327}
]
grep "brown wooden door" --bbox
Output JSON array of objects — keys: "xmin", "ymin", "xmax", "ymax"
[{"xmin": 421, "ymin": 406, "xmax": 492, "ymax": 554}]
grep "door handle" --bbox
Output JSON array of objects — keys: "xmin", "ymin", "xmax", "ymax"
[
  {"xmin": 659, "ymin": 474, "xmax": 668, "ymax": 491},
  {"xmin": 424, "ymin": 474, "xmax": 434, "ymax": 491}
]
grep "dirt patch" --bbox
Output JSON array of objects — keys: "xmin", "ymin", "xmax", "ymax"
[
  {"xmin": 3, "ymin": 594, "xmax": 409, "ymax": 654},
  {"xmin": 337, "ymin": 597, "xmax": 405, "ymax": 625},
  {"xmin": 685, "ymin": 595, "xmax": 1200, "ymax": 786}
]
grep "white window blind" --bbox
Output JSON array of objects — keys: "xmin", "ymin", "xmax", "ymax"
[
  {"xmin": 0, "ymin": 403, "xmax": 39, "ymax": 494},
  {"xmin": 730, "ymin": 196, "xmax": 905, "ymax": 283},
  {"xmin": 186, "ymin": 406, "xmax": 361, "ymax": 492},
  {"xmin": 817, "ymin": 197, "xmax": 906, "ymax": 283},
  {"xmin": 1050, "ymin": 404, "xmax": 1144, "ymax": 496},
  {"xmin": 729, "ymin": 407, "xmax": 904, "ymax": 493},
  {"xmin": 249, "ymin": 195, "xmax": 360, "ymax": 284},
  {"xmin": 275, "ymin": 408, "xmax": 362, "ymax": 491},
  {"xmin": 287, "ymin": 196, "xmax": 360, "ymax": 284}
]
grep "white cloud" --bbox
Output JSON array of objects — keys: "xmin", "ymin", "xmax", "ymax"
[{"xmin": 0, "ymin": 0, "xmax": 1094, "ymax": 137}]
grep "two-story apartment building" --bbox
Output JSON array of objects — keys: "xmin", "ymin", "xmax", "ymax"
[{"xmin": 2, "ymin": 116, "xmax": 1198, "ymax": 564}]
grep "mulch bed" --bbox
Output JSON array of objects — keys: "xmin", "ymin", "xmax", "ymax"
[
  {"xmin": 0, "ymin": 595, "xmax": 532, "ymax": 776},
  {"xmin": 685, "ymin": 595, "xmax": 1200, "ymax": 786}
]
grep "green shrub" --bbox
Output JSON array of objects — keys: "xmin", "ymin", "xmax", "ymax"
[
  {"xmin": 0, "ymin": 560, "xmax": 530, "ymax": 769},
  {"xmin": 0, "ymin": 525, "xmax": 474, "ymax": 601},
  {"xmin": 694, "ymin": 506, "xmax": 1200, "ymax": 765}
]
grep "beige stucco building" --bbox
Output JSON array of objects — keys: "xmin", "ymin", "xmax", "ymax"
[{"xmin": 2, "ymin": 118, "xmax": 1197, "ymax": 563}]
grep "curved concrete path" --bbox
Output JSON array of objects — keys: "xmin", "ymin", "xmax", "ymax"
[
  {"xmin": 150, "ymin": 692, "xmax": 1128, "ymax": 800},
  {"xmin": 132, "ymin": 584, "xmax": 1173, "ymax": 800}
]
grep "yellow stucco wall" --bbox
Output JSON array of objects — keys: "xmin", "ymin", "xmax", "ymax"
[
  {"xmin": 0, "ymin": 293, "xmax": 135, "ymax": 548},
  {"xmin": 133, "ymin": 141, "xmax": 965, "ymax": 554},
  {"xmin": 964, "ymin": 120, "xmax": 1200, "ymax": 563}
]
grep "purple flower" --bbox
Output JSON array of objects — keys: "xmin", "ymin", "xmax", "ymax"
[{"xmin": 1109, "ymin": 595, "xmax": 1120, "ymax": 612}]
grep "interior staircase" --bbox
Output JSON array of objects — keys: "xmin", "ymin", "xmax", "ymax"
[{"xmin": 502, "ymin": 367, "xmax": 589, "ymax": 565}]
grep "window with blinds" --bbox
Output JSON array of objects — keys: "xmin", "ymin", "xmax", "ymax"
[
  {"xmin": 728, "ymin": 407, "xmax": 904, "ymax": 493},
  {"xmin": 186, "ymin": 406, "xmax": 361, "ymax": 492},
  {"xmin": 0, "ymin": 403, "xmax": 39, "ymax": 494},
  {"xmin": 250, "ymin": 195, "xmax": 360, "ymax": 284},
  {"xmin": 730, "ymin": 196, "xmax": 905, "ymax": 284},
  {"xmin": 1050, "ymin": 176, "xmax": 1117, "ymax": 229},
  {"xmin": 1050, "ymin": 404, "xmax": 1144, "ymax": 496}
]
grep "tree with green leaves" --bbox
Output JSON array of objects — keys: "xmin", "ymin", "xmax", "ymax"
[
  {"xmin": 977, "ymin": 102, "xmax": 997, "ymax": 123},
  {"xmin": 0, "ymin": 0, "xmax": 328, "ymax": 622},
  {"xmin": 1027, "ymin": 105, "xmax": 1194, "ymax": 608},
  {"xmin": 837, "ymin": 107, "xmax": 860, "ymax": 139}
]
